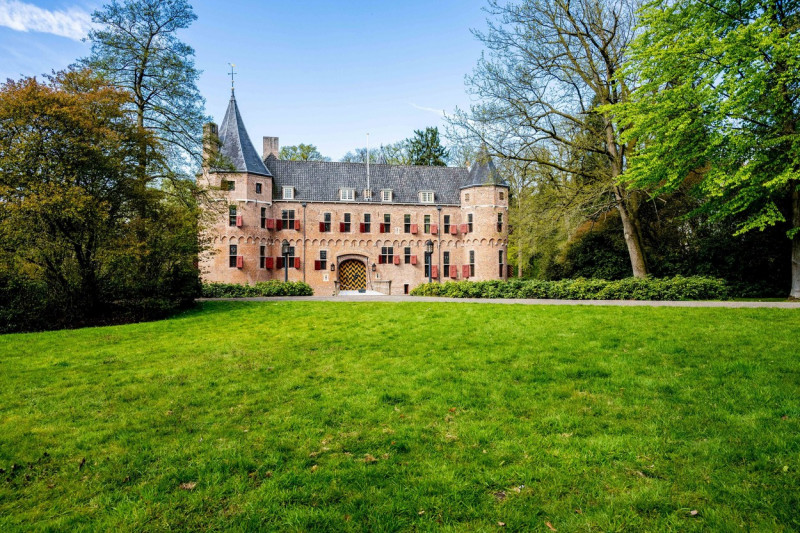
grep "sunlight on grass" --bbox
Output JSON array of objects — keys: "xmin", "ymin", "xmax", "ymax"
[{"xmin": 1, "ymin": 301, "xmax": 798, "ymax": 531}]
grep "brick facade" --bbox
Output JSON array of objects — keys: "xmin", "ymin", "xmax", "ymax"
[{"xmin": 198, "ymin": 94, "xmax": 509, "ymax": 295}]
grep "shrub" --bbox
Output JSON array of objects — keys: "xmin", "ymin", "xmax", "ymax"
[
  {"xmin": 410, "ymin": 276, "xmax": 729, "ymax": 301},
  {"xmin": 201, "ymin": 281, "xmax": 313, "ymax": 298}
]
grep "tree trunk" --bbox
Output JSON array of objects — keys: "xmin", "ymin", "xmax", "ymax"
[
  {"xmin": 614, "ymin": 185, "xmax": 648, "ymax": 278},
  {"xmin": 791, "ymin": 182, "xmax": 800, "ymax": 299}
]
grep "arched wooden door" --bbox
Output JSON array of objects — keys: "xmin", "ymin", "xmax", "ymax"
[{"xmin": 338, "ymin": 259, "xmax": 366, "ymax": 290}]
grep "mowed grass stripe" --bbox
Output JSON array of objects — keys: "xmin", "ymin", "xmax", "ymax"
[{"xmin": 0, "ymin": 301, "xmax": 798, "ymax": 531}]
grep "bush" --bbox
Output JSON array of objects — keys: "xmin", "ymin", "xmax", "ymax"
[
  {"xmin": 201, "ymin": 281, "xmax": 313, "ymax": 298},
  {"xmin": 410, "ymin": 276, "xmax": 729, "ymax": 301}
]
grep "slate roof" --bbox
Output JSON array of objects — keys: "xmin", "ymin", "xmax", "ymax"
[
  {"xmin": 265, "ymin": 158, "xmax": 472, "ymax": 205},
  {"xmin": 466, "ymin": 148, "xmax": 509, "ymax": 188},
  {"xmin": 216, "ymin": 93, "xmax": 271, "ymax": 177}
]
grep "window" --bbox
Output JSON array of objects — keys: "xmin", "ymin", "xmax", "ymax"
[
  {"xmin": 404, "ymin": 247, "xmax": 412, "ymax": 264},
  {"xmin": 499, "ymin": 191, "xmax": 505, "ymax": 201},
  {"xmin": 404, "ymin": 214, "xmax": 411, "ymax": 233},
  {"xmin": 380, "ymin": 246, "xmax": 394, "ymax": 264},
  {"xmin": 442, "ymin": 215, "xmax": 450, "ymax": 234},
  {"xmin": 424, "ymin": 252, "xmax": 431, "ymax": 278},
  {"xmin": 363, "ymin": 213, "xmax": 371, "ymax": 233},
  {"xmin": 259, "ymin": 245, "xmax": 266, "ymax": 268},
  {"xmin": 340, "ymin": 188, "xmax": 355, "ymax": 201},
  {"xmin": 419, "ymin": 191, "xmax": 434, "ymax": 203},
  {"xmin": 497, "ymin": 213, "xmax": 503, "ymax": 232},
  {"xmin": 469, "ymin": 250, "xmax": 475, "ymax": 277},
  {"xmin": 224, "ymin": 180, "xmax": 235, "ymax": 191},
  {"xmin": 382, "ymin": 213, "xmax": 390, "ymax": 233},
  {"xmin": 425, "ymin": 214, "xmax": 432, "ymax": 234},
  {"xmin": 229, "ymin": 205, "xmax": 237, "ymax": 226},
  {"xmin": 467, "ymin": 213, "xmax": 474, "ymax": 233},
  {"xmin": 322, "ymin": 212, "xmax": 331, "ymax": 232},
  {"xmin": 464, "ymin": 193, "xmax": 470, "ymax": 202},
  {"xmin": 343, "ymin": 213, "xmax": 351, "ymax": 232},
  {"xmin": 282, "ymin": 209, "xmax": 295, "ymax": 230},
  {"xmin": 256, "ymin": 183, "xmax": 262, "ymax": 194},
  {"xmin": 282, "ymin": 186, "xmax": 294, "ymax": 200},
  {"xmin": 364, "ymin": 189, "xmax": 372, "ymax": 201},
  {"xmin": 499, "ymin": 250, "xmax": 504, "ymax": 266},
  {"xmin": 381, "ymin": 189, "xmax": 393, "ymax": 202},
  {"xmin": 286, "ymin": 246, "xmax": 296, "ymax": 267},
  {"xmin": 320, "ymin": 250, "xmax": 328, "ymax": 270},
  {"xmin": 443, "ymin": 251, "xmax": 450, "ymax": 276},
  {"xmin": 229, "ymin": 244, "xmax": 238, "ymax": 267},
  {"xmin": 260, "ymin": 207, "xmax": 267, "ymax": 228}
]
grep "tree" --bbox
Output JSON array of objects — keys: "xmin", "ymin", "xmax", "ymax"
[
  {"xmin": 279, "ymin": 143, "xmax": 331, "ymax": 161},
  {"xmin": 340, "ymin": 141, "xmax": 411, "ymax": 164},
  {"xmin": 0, "ymin": 70, "xmax": 199, "ymax": 331},
  {"xmin": 407, "ymin": 127, "xmax": 449, "ymax": 166},
  {"xmin": 83, "ymin": 0, "xmax": 205, "ymax": 177},
  {"xmin": 449, "ymin": 0, "xmax": 650, "ymax": 277},
  {"xmin": 617, "ymin": 0, "xmax": 800, "ymax": 297}
]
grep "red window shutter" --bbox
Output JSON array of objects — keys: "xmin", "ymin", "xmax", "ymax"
[
  {"xmin": 393, "ymin": 255, "xmax": 400, "ymax": 265},
  {"xmin": 450, "ymin": 225, "xmax": 457, "ymax": 235},
  {"xmin": 507, "ymin": 265, "xmax": 513, "ymax": 278},
  {"xmin": 460, "ymin": 224, "xmax": 469, "ymax": 234},
  {"xmin": 276, "ymin": 257, "xmax": 284, "ymax": 269},
  {"xmin": 431, "ymin": 224, "xmax": 438, "ymax": 235},
  {"xmin": 236, "ymin": 215, "xmax": 243, "ymax": 227},
  {"xmin": 276, "ymin": 219, "xmax": 283, "ymax": 231},
  {"xmin": 295, "ymin": 220, "xmax": 301, "ymax": 231},
  {"xmin": 378, "ymin": 255, "xmax": 385, "ymax": 264},
  {"xmin": 340, "ymin": 222, "xmax": 346, "ymax": 232},
  {"xmin": 314, "ymin": 260, "xmax": 321, "ymax": 270},
  {"xmin": 236, "ymin": 255, "xmax": 243, "ymax": 268},
  {"xmin": 450, "ymin": 265, "xmax": 457, "ymax": 278},
  {"xmin": 411, "ymin": 255, "xmax": 418, "ymax": 265},
  {"xmin": 319, "ymin": 221, "xmax": 326, "ymax": 232},
  {"xmin": 431, "ymin": 265, "xmax": 439, "ymax": 279},
  {"xmin": 265, "ymin": 257, "xmax": 274, "ymax": 269},
  {"xmin": 379, "ymin": 223, "xmax": 385, "ymax": 233},
  {"xmin": 359, "ymin": 222, "xmax": 366, "ymax": 233},
  {"xmin": 410, "ymin": 224, "xmax": 418, "ymax": 234},
  {"xmin": 294, "ymin": 258, "xmax": 301, "ymax": 269},
  {"xmin": 266, "ymin": 218, "xmax": 275, "ymax": 229},
  {"xmin": 462, "ymin": 264, "xmax": 470, "ymax": 278}
]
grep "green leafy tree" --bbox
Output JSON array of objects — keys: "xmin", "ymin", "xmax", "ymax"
[
  {"xmin": 407, "ymin": 127, "xmax": 449, "ymax": 166},
  {"xmin": 617, "ymin": 0, "xmax": 800, "ymax": 297},
  {"xmin": 279, "ymin": 143, "xmax": 331, "ymax": 161},
  {"xmin": 0, "ymin": 70, "xmax": 199, "ymax": 331},
  {"xmin": 449, "ymin": 0, "xmax": 650, "ymax": 278},
  {"xmin": 83, "ymin": 0, "xmax": 205, "ymax": 177}
]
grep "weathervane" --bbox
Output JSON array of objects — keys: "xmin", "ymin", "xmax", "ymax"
[{"xmin": 228, "ymin": 63, "xmax": 237, "ymax": 94}]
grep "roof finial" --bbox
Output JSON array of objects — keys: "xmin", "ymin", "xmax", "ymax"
[{"xmin": 228, "ymin": 63, "xmax": 237, "ymax": 95}]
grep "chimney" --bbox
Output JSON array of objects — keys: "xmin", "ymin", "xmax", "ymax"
[
  {"xmin": 202, "ymin": 122, "xmax": 218, "ymax": 167},
  {"xmin": 263, "ymin": 136, "xmax": 279, "ymax": 160}
]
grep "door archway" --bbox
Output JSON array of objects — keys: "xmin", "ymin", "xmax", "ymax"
[{"xmin": 338, "ymin": 259, "xmax": 367, "ymax": 290}]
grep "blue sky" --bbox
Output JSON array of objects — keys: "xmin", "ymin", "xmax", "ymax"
[{"xmin": 0, "ymin": 0, "xmax": 489, "ymax": 160}]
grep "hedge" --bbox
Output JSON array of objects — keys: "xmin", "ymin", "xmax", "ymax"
[
  {"xmin": 201, "ymin": 281, "xmax": 313, "ymax": 298},
  {"xmin": 410, "ymin": 276, "xmax": 730, "ymax": 301}
]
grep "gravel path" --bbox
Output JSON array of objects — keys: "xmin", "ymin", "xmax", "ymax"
[{"xmin": 201, "ymin": 295, "xmax": 800, "ymax": 308}]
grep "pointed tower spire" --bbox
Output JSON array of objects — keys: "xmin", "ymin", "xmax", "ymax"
[
  {"xmin": 466, "ymin": 146, "xmax": 508, "ymax": 187},
  {"xmin": 216, "ymin": 92, "xmax": 271, "ymax": 176}
]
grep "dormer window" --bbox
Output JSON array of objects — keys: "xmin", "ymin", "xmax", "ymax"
[
  {"xmin": 340, "ymin": 188, "xmax": 355, "ymax": 201},
  {"xmin": 419, "ymin": 191, "xmax": 434, "ymax": 204},
  {"xmin": 282, "ymin": 186, "xmax": 294, "ymax": 200},
  {"xmin": 381, "ymin": 189, "xmax": 393, "ymax": 202}
]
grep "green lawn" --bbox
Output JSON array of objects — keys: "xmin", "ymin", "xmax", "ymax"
[{"xmin": 1, "ymin": 302, "xmax": 798, "ymax": 532}]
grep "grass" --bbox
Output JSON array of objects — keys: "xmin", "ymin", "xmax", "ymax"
[{"xmin": 1, "ymin": 301, "xmax": 799, "ymax": 532}]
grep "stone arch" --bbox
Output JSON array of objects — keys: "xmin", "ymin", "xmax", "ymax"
[{"xmin": 489, "ymin": 238, "xmax": 496, "ymax": 246}]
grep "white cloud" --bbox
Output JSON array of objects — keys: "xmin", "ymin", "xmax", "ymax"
[
  {"xmin": 0, "ymin": 1, "xmax": 92, "ymax": 41},
  {"xmin": 411, "ymin": 103, "xmax": 446, "ymax": 117}
]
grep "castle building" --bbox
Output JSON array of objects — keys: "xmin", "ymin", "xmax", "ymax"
[{"xmin": 199, "ymin": 92, "xmax": 510, "ymax": 295}]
